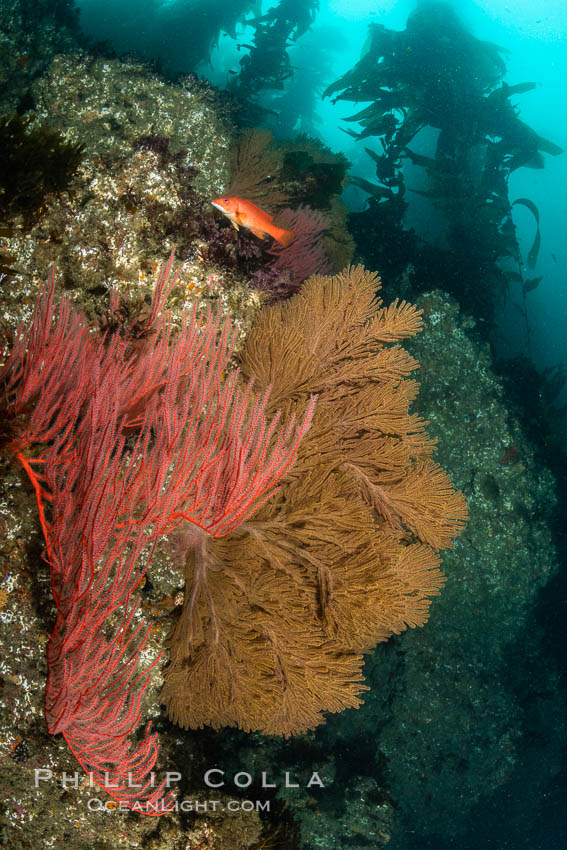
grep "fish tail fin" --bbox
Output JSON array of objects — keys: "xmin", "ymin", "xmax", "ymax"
[{"xmin": 274, "ymin": 227, "xmax": 296, "ymax": 247}]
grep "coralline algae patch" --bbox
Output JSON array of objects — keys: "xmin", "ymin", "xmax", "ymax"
[{"xmin": 0, "ymin": 53, "xmax": 261, "ymax": 347}]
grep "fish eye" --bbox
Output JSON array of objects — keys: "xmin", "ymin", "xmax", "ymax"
[{"xmin": 223, "ymin": 199, "xmax": 229, "ymax": 204}]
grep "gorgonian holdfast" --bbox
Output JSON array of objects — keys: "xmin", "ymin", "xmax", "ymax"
[{"xmin": 0, "ymin": 251, "xmax": 315, "ymax": 813}]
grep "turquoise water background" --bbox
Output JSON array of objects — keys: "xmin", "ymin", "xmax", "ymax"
[{"xmin": 74, "ymin": 0, "xmax": 567, "ymax": 401}]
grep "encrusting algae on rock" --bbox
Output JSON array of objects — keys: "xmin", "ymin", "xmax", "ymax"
[{"xmin": 0, "ymin": 54, "xmax": 262, "ymax": 349}]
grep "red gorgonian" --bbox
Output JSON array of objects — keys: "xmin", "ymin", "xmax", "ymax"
[{"xmin": 0, "ymin": 252, "xmax": 315, "ymax": 813}]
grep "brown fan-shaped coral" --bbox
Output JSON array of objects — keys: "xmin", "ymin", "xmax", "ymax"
[
  {"xmin": 162, "ymin": 266, "xmax": 467, "ymax": 736},
  {"xmin": 226, "ymin": 128, "xmax": 289, "ymax": 210}
]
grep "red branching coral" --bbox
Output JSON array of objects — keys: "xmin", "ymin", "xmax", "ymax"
[{"xmin": 0, "ymin": 252, "xmax": 315, "ymax": 813}]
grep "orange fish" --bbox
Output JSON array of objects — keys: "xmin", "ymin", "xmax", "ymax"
[{"xmin": 211, "ymin": 196, "xmax": 295, "ymax": 247}]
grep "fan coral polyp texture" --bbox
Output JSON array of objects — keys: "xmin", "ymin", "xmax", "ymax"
[
  {"xmin": 163, "ymin": 265, "xmax": 468, "ymax": 737},
  {"xmin": 0, "ymin": 253, "xmax": 315, "ymax": 813},
  {"xmin": 264, "ymin": 204, "xmax": 333, "ymax": 296}
]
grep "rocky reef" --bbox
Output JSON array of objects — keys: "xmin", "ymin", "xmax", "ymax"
[{"xmin": 0, "ymin": 38, "xmax": 563, "ymax": 850}]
